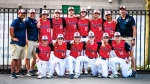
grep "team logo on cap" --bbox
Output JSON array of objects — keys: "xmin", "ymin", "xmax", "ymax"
[
  {"xmin": 57, "ymin": 34, "xmax": 64, "ymax": 38},
  {"xmin": 103, "ymin": 33, "xmax": 109, "ymax": 37},
  {"xmin": 114, "ymin": 32, "xmax": 120, "ymax": 36},
  {"xmin": 88, "ymin": 31, "xmax": 94, "ymax": 36}
]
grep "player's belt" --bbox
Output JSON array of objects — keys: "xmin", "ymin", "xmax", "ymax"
[
  {"xmin": 82, "ymin": 36, "xmax": 87, "ymax": 38},
  {"xmin": 28, "ymin": 40, "xmax": 37, "ymax": 42},
  {"xmin": 88, "ymin": 57, "xmax": 96, "ymax": 59},
  {"xmin": 120, "ymin": 57, "xmax": 128, "ymax": 60},
  {"xmin": 101, "ymin": 58, "xmax": 109, "ymax": 60},
  {"xmin": 58, "ymin": 57, "xmax": 65, "ymax": 59}
]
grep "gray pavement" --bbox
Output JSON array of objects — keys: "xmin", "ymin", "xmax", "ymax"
[{"xmin": 0, "ymin": 74, "xmax": 150, "ymax": 84}]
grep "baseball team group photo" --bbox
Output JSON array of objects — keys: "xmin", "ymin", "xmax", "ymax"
[{"xmin": 8, "ymin": 5, "xmax": 139, "ymax": 80}]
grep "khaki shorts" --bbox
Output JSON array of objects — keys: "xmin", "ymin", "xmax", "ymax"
[
  {"xmin": 11, "ymin": 44, "xmax": 26, "ymax": 59},
  {"xmin": 25, "ymin": 40, "xmax": 37, "ymax": 59}
]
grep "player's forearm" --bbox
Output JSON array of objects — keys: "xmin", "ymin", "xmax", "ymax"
[
  {"xmin": 132, "ymin": 26, "xmax": 136, "ymax": 39},
  {"xmin": 10, "ymin": 27, "xmax": 14, "ymax": 39},
  {"xmin": 35, "ymin": 53, "xmax": 39, "ymax": 59},
  {"xmin": 51, "ymin": 29, "xmax": 53, "ymax": 38}
]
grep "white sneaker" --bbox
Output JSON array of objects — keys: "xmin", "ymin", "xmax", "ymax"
[
  {"xmin": 46, "ymin": 74, "xmax": 52, "ymax": 79},
  {"xmin": 74, "ymin": 73, "xmax": 79, "ymax": 79},
  {"xmin": 84, "ymin": 69, "xmax": 88, "ymax": 74},
  {"xmin": 97, "ymin": 73, "xmax": 102, "ymax": 78},
  {"xmin": 109, "ymin": 74, "xmax": 118, "ymax": 78},
  {"xmin": 37, "ymin": 74, "xmax": 43, "ymax": 79}
]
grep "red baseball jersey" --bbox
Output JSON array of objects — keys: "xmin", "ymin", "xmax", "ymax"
[
  {"xmin": 64, "ymin": 17, "xmax": 78, "ymax": 40},
  {"xmin": 90, "ymin": 18, "xmax": 103, "ymax": 42},
  {"xmin": 38, "ymin": 19, "xmax": 52, "ymax": 43},
  {"xmin": 112, "ymin": 40, "xmax": 129, "ymax": 58},
  {"xmin": 85, "ymin": 42, "xmax": 98, "ymax": 58},
  {"xmin": 54, "ymin": 42, "xmax": 67, "ymax": 59},
  {"xmin": 70, "ymin": 42, "xmax": 83, "ymax": 58},
  {"xmin": 52, "ymin": 18, "xmax": 64, "ymax": 40},
  {"xmin": 103, "ymin": 20, "xmax": 116, "ymax": 38},
  {"xmin": 37, "ymin": 43, "xmax": 51, "ymax": 61},
  {"xmin": 77, "ymin": 18, "xmax": 89, "ymax": 36},
  {"xmin": 99, "ymin": 43, "xmax": 112, "ymax": 58}
]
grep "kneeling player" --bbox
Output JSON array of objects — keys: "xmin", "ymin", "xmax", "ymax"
[
  {"xmin": 36, "ymin": 35, "xmax": 52, "ymax": 79},
  {"xmin": 95, "ymin": 33, "xmax": 112, "ymax": 78},
  {"xmin": 49, "ymin": 34, "xmax": 67, "ymax": 78},
  {"xmin": 109, "ymin": 32, "xmax": 132, "ymax": 78}
]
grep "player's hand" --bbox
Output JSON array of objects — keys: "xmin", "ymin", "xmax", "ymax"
[
  {"xmin": 12, "ymin": 38, "xmax": 18, "ymax": 41},
  {"xmin": 26, "ymin": 39, "xmax": 28, "ymax": 45},
  {"xmin": 131, "ymin": 40, "xmax": 135, "ymax": 46},
  {"xmin": 126, "ymin": 59, "xmax": 130, "ymax": 64},
  {"xmin": 113, "ymin": 19, "xmax": 117, "ymax": 24},
  {"xmin": 36, "ymin": 58, "xmax": 39, "ymax": 62},
  {"xmin": 37, "ymin": 20, "xmax": 41, "ymax": 29},
  {"xmin": 70, "ymin": 40, "xmax": 74, "ymax": 44},
  {"xmin": 36, "ymin": 43, "xmax": 39, "ymax": 47}
]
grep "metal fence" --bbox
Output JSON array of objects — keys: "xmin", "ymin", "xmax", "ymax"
[{"xmin": 0, "ymin": 8, "xmax": 150, "ymax": 74}]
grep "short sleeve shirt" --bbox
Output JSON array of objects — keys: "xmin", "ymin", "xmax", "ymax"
[{"xmin": 10, "ymin": 17, "xmax": 26, "ymax": 46}]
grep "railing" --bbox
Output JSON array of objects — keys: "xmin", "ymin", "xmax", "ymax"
[{"xmin": 0, "ymin": 8, "xmax": 150, "ymax": 74}]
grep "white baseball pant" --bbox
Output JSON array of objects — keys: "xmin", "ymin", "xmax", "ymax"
[
  {"xmin": 95, "ymin": 57, "xmax": 109, "ymax": 77},
  {"xmin": 68, "ymin": 55, "xmax": 78, "ymax": 74},
  {"xmin": 36, "ymin": 60, "xmax": 50, "ymax": 77},
  {"xmin": 50, "ymin": 56, "xmax": 66, "ymax": 76},
  {"xmin": 75, "ymin": 55, "xmax": 99, "ymax": 76},
  {"xmin": 109, "ymin": 57, "xmax": 132, "ymax": 77}
]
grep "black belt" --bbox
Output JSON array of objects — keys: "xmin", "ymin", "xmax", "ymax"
[
  {"xmin": 82, "ymin": 36, "xmax": 87, "ymax": 38},
  {"xmin": 28, "ymin": 40, "xmax": 37, "ymax": 42},
  {"xmin": 88, "ymin": 57, "xmax": 96, "ymax": 59},
  {"xmin": 59, "ymin": 58, "xmax": 65, "ymax": 59},
  {"xmin": 101, "ymin": 58, "xmax": 109, "ymax": 60}
]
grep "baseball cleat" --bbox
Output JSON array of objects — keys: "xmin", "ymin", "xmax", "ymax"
[
  {"xmin": 10, "ymin": 72, "xmax": 17, "ymax": 79},
  {"xmin": 37, "ymin": 74, "xmax": 43, "ymax": 79},
  {"xmin": 69, "ymin": 74, "xmax": 74, "ymax": 79},
  {"xmin": 97, "ymin": 73, "xmax": 102, "ymax": 78},
  {"xmin": 132, "ymin": 71, "xmax": 137, "ymax": 77}
]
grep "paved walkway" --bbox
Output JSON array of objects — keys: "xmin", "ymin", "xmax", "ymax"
[{"xmin": 0, "ymin": 74, "xmax": 150, "ymax": 84}]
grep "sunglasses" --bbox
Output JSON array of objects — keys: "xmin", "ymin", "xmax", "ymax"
[
  {"xmin": 89, "ymin": 36, "xmax": 94, "ymax": 38},
  {"xmin": 58, "ymin": 38, "xmax": 64, "ymax": 40},
  {"xmin": 115, "ymin": 35, "xmax": 120, "ymax": 37},
  {"xmin": 21, "ymin": 12, "xmax": 26, "ymax": 14},
  {"xmin": 55, "ymin": 12, "xmax": 60, "ymax": 14},
  {"xmin": 103, "ymin": 37, "xmax": 109, "ymax": 39},
  {"xmin": 42, "ymin": 39, "xmax": 48, "ymax": 41},
  {"xmin": 94, "ymin": 13, "xmax": 100, "ymax": 14},
  {"xmin": 74, "ymin": 36, "xmax": 81, "ymax": 38},
  {"xmin": 81, "ymin": 11, "xmax": 86, "ymax": 13},
  {"xmin": 30, "ymin": 12, "xmax": 35, "ymax": 14}
]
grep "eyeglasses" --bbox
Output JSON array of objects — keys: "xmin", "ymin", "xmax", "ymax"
[
  {"xmin": 74, "ymin": 36, "xmax": 81, "ymax": 38},
  {"xmin": 115, "ymin": 35, "xmax": 120, "ymax": 37},
  {"xmin": 103, "ymin": 37, "xmax": 109, "ymax": 39}
]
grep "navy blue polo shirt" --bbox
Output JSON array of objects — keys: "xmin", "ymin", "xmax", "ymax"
[
  {"xmin": 25, "ymin": 17, "xmax": 38, "ymax": 41},
  {"xmin": 116, "ymin": 15, "xmax": 136, "ymax": 37},
  {"xmin": 10, "ymin": 17, "xmax": 26, "ymax": 47}
]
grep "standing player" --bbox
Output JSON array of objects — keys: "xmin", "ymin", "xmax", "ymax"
[
  {"xmin": 9, "ymin": 9, "xmax": 26, "ymax": 78},
  {"xmin": 36, "ymin": 35, "xmax": 52, "ymax": 79},
  {"xmin": 37, "ymin": 10, "xmax": 53, "ymax": 44},
  {"xmin": 68, "ymin": 32, "xmax": 83, "ymax": 79},
  {"xmin": 103, "ymin": 10, "xmax": 116, "ymax": 38},
  {"xmin": 77, "ymin": 7, "xmax": 89, "ymax": 42},
  {"xmin": 49, "ymin": 34, "xmax": 67, "ymax": 78},
  {"xmin": 109, "ymin": 32, "xmax": 132, "ymax": 78},
  {"xmin": 95, "ymin": 33, "xmax": 112, "ymax": 78},
  {"xmin": 116, "ymin": 6, "xmax": 137, "ymax": 77},
  {"xmin": 90, "ymin": 9, "xmax": 103, "ymax": 42},
  {"xmin": 51, "ymin": 9, "xmax": 66, "ymax": 40},
  {"xmin": 64, "ymin": 7, "xmax": 78, "ymax": 41},
  {"xmin": 24, "ymin": 9, "xmax": 38, "ymax": 76},
  {"xmin": 74, "ymin": 31, "xmax": 99, "ymax": 78}
]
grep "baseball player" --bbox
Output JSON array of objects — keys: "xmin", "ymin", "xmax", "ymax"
[
  {"xmin": 90, "ymin": 9, "xmax": 103, "ymax": 42},
  {"xmin": 24, "ymin": 9, "xmax": 38, "ymax": 76},
  {"xmin": 51, "ymin": 9, "xmax": 66, "ymax": 40},
  {"xmin": 116, "ymin": 6, "xmax": 137, "ymax": 77},
  {"xmin": 95, "ymin": 33, "xmax": 112, "ymax": 78},
  {"xmin": 64, "ymin": 7, "xmax": 78, "ymax": 41},
  {"xmin": 109, "ymin": 32, "xmax": 132, "ymax": 78},
  {"xmin": 9, "ymin": 9, "xmax": 26, "ymax": 78},
  {"xmin": 74, "ymin": 31, "xmax": 99, "ymax": 78},
  {"xmin": 49, "ymin": 34, "xmax": 67, "ymax": 78},
  {"xmin": 37, "ymin": 10, "xmax": 53, "ymax": 44},
  {"xmin": 77, "ymin": 7, "xmax": 89, "ymax": 42},
  {"xmin": 68, "ymin": 32, "xmax": 83, "ymax": 79},
  {"xmin": 103, "ymin": 10, "xmax": 116, "ymax": 38},
  {"xmin": 36, "ymin": 35, "xmax": 52, "ymax": 79}
]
